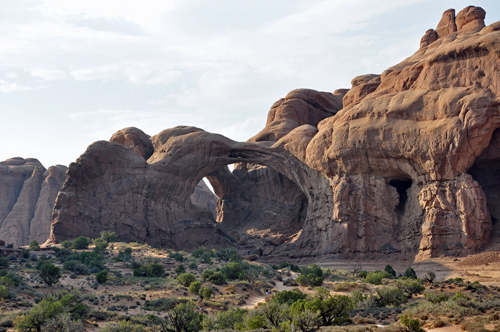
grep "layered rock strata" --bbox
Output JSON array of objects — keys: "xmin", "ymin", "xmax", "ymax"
[{"xmin": 0, "ymin": 158, "xmax": 67, "ymax": 247}]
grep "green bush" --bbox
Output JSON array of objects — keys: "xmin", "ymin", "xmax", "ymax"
[
  {"xmin": 201, "ymin": 270, "xmax": 226, "ymax": 285},
  {"xmin": 425, "ymin": 291, "xmax": 449, "ymax": 303},
  {"xmin": 96, "ymin": 270, "xmax": 108, "ymax": 284},
  {"xmin": 221, "ymin": 262, "xmax": 242, "ymax": 280},
  {"xmin": 142, "ymin": 298, "xmax": 176, "ymax": 311},
  {"xmin": 14, "ymin": 292, "xmax": 89, "ymax": 331},
  {"xmin": 188, "ymin": 281, "xmax": 201, "ymax": 296},
  {"xmin": 215, "ymin": 247, "xmax": 238, "ymax": 261},
  {"xmin": 357, "ymin": 271, "xmax": 368, "ymax": 278},
  {"xmin": 61, "ymin": 240, "xmax": 72, "ymax": 249},
  {"xmin": 364, "ymin": 271, "xmax": 391, "ymax": 285},
  {"xmin": 199, "ymin": 286, "xmax": 212, "ymax": 300},
  {"xmin": 0, "ymin": 257, "xmax": 9, "ymax": 269},
  {"xmin": 0, "ymin": 285, "xmax": 9, "ymax": 299},
  {"xmin": 100, "ymin": 231, "xmax": 117, "ymax": 243},
  {"xmin": 149, "ymin": 301, "xmax": 203, "ymax": 332},
  {"xmin": 202, "ymin": 307, "xmax": 246, "ymax": 330},
  {"xmin": 39, "ymin": 262, "xmax": 61, "ymax": 286},
  {"xmin": 100, "ymin": 320, "xmax": 144, "ymax": 332},
  {"xmin": 200, "ymin": 252, "xmax": 213, "ymax": 264},
  {"xmin": 169, "ymin": 252, "xmax": 184, "ymax": 262},
  {"xmin": 400, "ymin": 314, "xmax": 424, "ymax": 332},
  {"xmin": 396, "ymin": 279, "xmax": 425, "ymax": 298},
  {"xmin": 72, "ymin": 237, "xmax": 89, "ymax": 250},
  {"xmin": 384, "ymin": 264, "xmax": 396, "ymax": 277},
  {"xmin": 375, "ymin": 286, "xmax": 407, "ymax": 307},
  {"xmin": 133, "ymin": 263, "xmax": 164, "ymax": 278},
  {"xmin": 29, "ymin": 240, "xmax": 41, "ymax": 251},
  {"xmin": 271, "ymin": 290, "xmax": 307, "ymax": 305},
  {"xmin": 404, "ymin": 266, "xmax": 418, "ymax": 279},
  {"xmin": 63, "ymin": 260, "xmax": 89, "ymax": 275},
  {"xmin": 177, "ymin": 273, "xmax": 196, "ymax": 287},
  {"xmin": 175, "ymin": 265, "xmax": 186, "ymax": 274}
]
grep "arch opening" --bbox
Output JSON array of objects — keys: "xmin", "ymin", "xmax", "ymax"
[
  {"xmin": 204, "ymin": 161, "xmax": 309, "ymax": 247},
  {"xmin": 190, "ymin": 178, "xmax": 218, "ymax": 218},
  {"xmin": 467, "ymin": 128, "xmax": 500, "ymax": 224},
  {"xmin": 389, "ymin": 178, "xmax": 413, "ymax": 214}
]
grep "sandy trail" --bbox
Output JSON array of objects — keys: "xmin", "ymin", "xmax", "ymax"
[{"xmin": 239, "ymin": 281, "xmax": 294, "ymax": 309}]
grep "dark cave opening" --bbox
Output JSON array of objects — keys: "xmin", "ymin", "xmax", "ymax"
[{"xmin": 389, "ymin": 178, "xmax": 413, "ymax": 214}]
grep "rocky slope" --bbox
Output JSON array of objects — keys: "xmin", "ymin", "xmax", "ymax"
[
  {"xmin": 0, "ymin": 158, "xmax": 67, "ymax": 247},
  {"xmin": 47, "ymin": 6, "xmax": 500, "ymax": 260}
]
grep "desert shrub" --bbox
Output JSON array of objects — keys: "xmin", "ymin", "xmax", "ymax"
[
  {"xmin": 301, "ymin": 264, "xmax": 323, "ymax": 277},
  {"xmin": 357, "ymin": 271, "xmax": 368, "ymax": 279},
  {"xmin": 96, "ymin": 270, "xmax": 108, "ymax": 284},
  {"xmin": 229, "ymin": 254, "xmax": 242, "ymax": 262},
  {"xmin": 0, "ymin": 258, "xmax": 9, "ymax": 269},
  {"xmin": 177, "ymin": 273, "xmax": 196, "ymax": 287},
  {"xmin": 188, "ymin": 281, "xmax": 201, "ymax": 296},
  {"xmin": 272, "ymin": 290, "xmax": 307, "ymax": 305},
  {"xmin": 101, "ymin": 320, "xmax": 144, "ymax": 332},
  {"xmin": 189, "ymin": 262, "xmax": 198, "ymax": 270},
  {"xmin": 41, "ymin": 312, "xmax": 84, "ymax": 332},
  {"xmin": 149, "ymin": 301, "xmax": 203, "ymax": 332},
  {"xmin": 201, "ymin": 270, "xmax": 226, "ymax": 285},
  {"xmin": 61, "ymin": 240, "xmax": 72, "ymax": 249},
  {"xmin": 215, "ymin": 247, "xmax": 238, "ymax": 261},
  {"xmin": 1, "ymin": 271, "xmax": 23, "ymax": 286},
  {"xmin": 0, "ymin": 286, "xmax": 8, "ymax": 299},
  {"xmin": 169, "ymin": 252, "xmax": 184, "ymax": 262},
  {"xmin": 425, "ymin": 271, "xmax": 436, "ymax": 283},
  {"xmin": 396, "ymin": 279, "xmax": 425, "ymax": 298},
  {"xmin": 303, "ymin": 293, "xmax": 353, "ymax": 326},
  {"xmin": 175, "ymin": 265, "xmax": 186, "ymax": 274},
  {"xmin": 199, "ymin": 286, "xmax": 212, "ymax": 300},
  {"xmin": 375, "ymin": 286, "xmax": 407, "ymax": 307},
  {"xmin": 364, "ymin": 271, "xmax": 386, "ymax": 285},
  {"xmin": 404, "ymin": 266, "xmax": 417, "ymax": 279},
  {"xmin": 202, "ymin": 307, "xmax": 246, "ymax": 330},
  {"xmin": 14, "ymin": 292, "xmax": 89, "ymax": 331},
  {"xmin": 142, "ymin": 298, "xmax": 176, "ymax": 311},
  {"xmin": 296, "ymin": 274, "xmax": 324, "ymax": 287},
  {"xmin": 221, "ymin": 262, "xmax": 242, "ymax": 280},
  {"xmin": 38, "ymin": 262, "xmax": 61, "ymax": 286},
  {"xmin": 191, "ymin": 246, "xmax": 213, "ymax": 259},
  {"xmin": 92, "ymin": 238, "xmax": 108, "ymax": 249},
  {"xmin": 425, "ymin": 291, "xmax": 449, "ymax": 303},
  {"xmin": 72, "ymin": 237, "xmax": 89, "ymax": 250},
  {"xmin": 21, "ymin": 249, "xmax": 30, "ymax": 259},
  {"xmin": 384, "ymin": 265, "xmax": 396, "ymax": 277},
  {"xmin": 115, "ymin": 248, "xmax": 132, "ymax": 261},
  {"xmin": 133, "ymin": 263, "xmax": 164, "ymax": 278},
  {"xmin": 400, "ymin": 314, "xmax": 424, "ymax": 332},
  {"xmin": 100, "ymin": 231, "xmax": 117, "ymax": 243},
  {"xmin": 63, "ymin": 260, "xmax": 89, "ymax": 275},
  {"xmin": 200, "ymin": 252, "xmax": 213, "ymax": 264},
  {"xmin": 29, "ymin": 240, "xmax": 41, "ymax": 251}
]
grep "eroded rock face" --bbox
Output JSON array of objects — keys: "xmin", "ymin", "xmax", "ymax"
[
  {"xmin": 48, "ymin": 6, "xmax": 500, "ymax": 260},
  {"xmin": 110, "ymin": 127, "xmax": 154, "ymax": 160},
  {"xmin": 0, "ymin": 158, "xmax": 67, "ymax": 247},
  {"xmin": 190, "ymin": 180, "xmax": 217, "ymax": 217}
]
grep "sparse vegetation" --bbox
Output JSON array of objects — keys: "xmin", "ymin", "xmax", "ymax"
[{"xmin": 2, "ymin": 240, "xmax": 499, "ymax": 332}]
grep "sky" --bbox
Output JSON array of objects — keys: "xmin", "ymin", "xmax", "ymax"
[{"xmin": 1, "ymin": 0, "xmax": 499, "ymax": 167}]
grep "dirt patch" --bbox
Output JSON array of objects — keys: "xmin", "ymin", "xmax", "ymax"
[{"xmin": 457, "ymin": 251, "xmax": 500, "ymax": 267}]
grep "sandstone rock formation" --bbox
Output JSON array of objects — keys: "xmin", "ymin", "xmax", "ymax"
[
  {"xmin": 190, "ymin": 180, "xmax": 217, "ymax": 217},
  {"xmin": 48, "ymin": 6, "xmax": 500, "ymax": 261},
  {"xmin": 0, "ymin": 158, "xmax": 67, "ymax": 247}
]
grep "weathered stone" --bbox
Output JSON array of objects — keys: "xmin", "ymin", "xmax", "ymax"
[
  {"xmin": 436, "ymin": 9, "xmax": 457, "ymax": 38},
  {"xmin": 456, "ymin": 6, "xmax": 486, "ymax": 33},
  {"xmin": 0, "ymin": 158, "xmax": 67, "ymax": 247},
  {"xmin": 420, "ymin": 29, "xmax": 438, "ymax": 48},
  {"xmin": 110, "ymin": 127, "xmax": 154, "ymax": 160},
  {"xmin": 46, "ymin": 6, "xmax": 500, "ymax": 261}
]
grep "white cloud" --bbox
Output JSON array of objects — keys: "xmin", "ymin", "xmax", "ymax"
[
  {"xmin": 31, "ymin": 68, "xmax": 68, "ymax": 81},
  {"xmin": 5, "ymin": 72, "xmax": 18, "ymax": 79},
  {"xmin": 0, "ymin": 80, "xmax": 34, "ymax": 93},
  {"xmin": 220, "ymin": 117, "xmax": 266, "ymax": 142}
]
